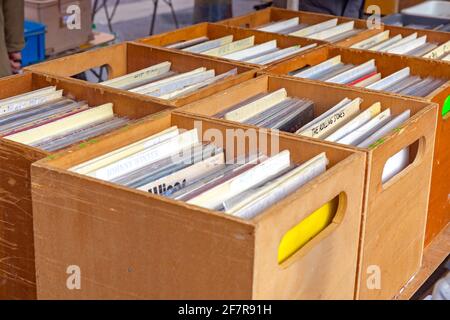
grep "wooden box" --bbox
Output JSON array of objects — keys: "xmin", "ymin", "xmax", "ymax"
[
  {"xmin": 177, "ymin": 75, "xmax": 439, "ymax": 300},
  {"xmin": 134, "ymin": 23, "xmax": 326, "ymax": 68},
  {"xmin": 30, "ymin": 111, "xmax": 366, "ymax": 299},
  {"xmin": 24, "ymin": 42, "xmax": 257, "ymax": 107},
  {"xmin": 335, "ymin": 24, "xmax": 450, "ymax": 62},
  {"xmin": 218, "ymin": 7, "xmax": 380, "ymax": 45},
  {"xmin": 265, "ymin": 46, "xmax": 450, "ymax": 94},
  {"xmin": 265, "ymin": 46, "xmax": 450, "ymax": 247},
  {"xmin": 0, "ymin": 72, "xmax": 172, "ymax": 300}
]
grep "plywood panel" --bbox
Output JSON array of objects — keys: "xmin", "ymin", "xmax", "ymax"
[
  {"xmin": 31, "ymin": 112, "xmax": 364, "ymax": 299},
  {"xmin": 0, "ymin": 73, "xmax": 172, "ymax": 299},
  {"xmin": 25, "ymin": 43, "xmax": 258, "ymax": 107}
]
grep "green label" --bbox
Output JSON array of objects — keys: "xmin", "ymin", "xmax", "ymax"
[
  {"xmin": 443, "ymin": 95, "xmax": 450, "ymax": 117},
  {"xmin": 369, "ymin": 138, "xmax": 385, "ymax": 149}
]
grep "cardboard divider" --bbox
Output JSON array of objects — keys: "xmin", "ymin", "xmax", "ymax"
[
  {"xmin": 218, "ymin": 7, "xmax": 380, "ymax": 45},
  {"xmin": 133, "ymin": 23, "xmax": 327, "ymax": 68},
  {"xmin": 24, "ymin": 42, "xmax": 258, "ymax": 107},
  {"xmin": 25, "ymin": 0, "xmax": 93, "ymax": 55},
  {"xmin": 30, "ymin": 111, "xmax": 366, "ymax": 299},
  {"xmin": 264, "ymin": 45, "xmax": 450, "ymax": 247},
  {"xmin": 335, "ymin": 24, "xmax": 450, "ymax": 61},
  {"xmin": 176, "ymin": 74, "xmax": 439, "ymax": 299},
  {"xmin": 0, "ymin": 72, "xmax": 173, "ymax": 300}
]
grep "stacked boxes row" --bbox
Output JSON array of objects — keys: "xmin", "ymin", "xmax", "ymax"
[{"xmin": 0, "ymin": 8, "xmax": 448, "ymax": 300}]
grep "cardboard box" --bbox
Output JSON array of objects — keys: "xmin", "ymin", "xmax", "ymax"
[
  {"xmin": 25, "ymin": 0, "xmax": 93, "ymax": 55},
  {"xmin": 25, "ymin": 43, "xmax": 257, "ymax": 107},
  {"xmin": 31, "ymin": 111, "xmax": 366, "ymax": 299},
  {"xmin": 0, "ymin": 72, "xmax": 173, "ymax": 300},
  {"xmin": 218, "ymin": 7, "xmax": 380, "ymax": 45},
  {"xmin": 177, "ymin": 75, "xmax": 439, "ymax": 299},
  {"xmin": 134, "ymin": 23, "xmax": 327, "ymax": 68},
  {"xmin": 264, "ymin": 45, "xmax": 450, "ymax": 248}
]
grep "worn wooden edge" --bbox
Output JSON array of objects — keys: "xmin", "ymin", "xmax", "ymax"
[
  {"xmin": 394, "ymin": 223, "xmax": 450, "ymax": 300},
  {"xmin": 333, "ymin": 45, "xmax": 450, "ymax": 67},
  {"xmin": 219, "ymin": 7, "xmax": 371, "ymax": 30},
  {"xmin": 0, "ymin": 73, "xmax": 177, "ymax": 299},
  {"xmin": 262, "ymin": 46, "xmax": 450, "ymax": 104},
  {"xmin": 33, "ymin": 109, "xmax": 359, "ymax": 225},
  {"xmin": 217, "ymin": 6, "xmax": 450, "ymax": 52},
  {"xmin": 173, "ymin": 73, "xmax": 439, "ymax": 300},
  {"xmin": 219, "ymin": 7, "xmax": 382, "ymax": 48},
  {"xmin": 26, "ymin": 42, "xmax": 262, "ymax": 108},
  {"xmin": 130, "ymin": 39, "xmax": 269, "ymax": 71},
  {"xmin": 133, "ymin": 23, "xmax": 329, "ymax": 69},
  {"xmin": 176, "ymin": 73, "xmax": 438, "ymax": 153}
]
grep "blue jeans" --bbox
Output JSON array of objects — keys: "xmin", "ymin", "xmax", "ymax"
[{"xmin": 193, "ymin": 0, "xmax": 233, "ymax": 23}]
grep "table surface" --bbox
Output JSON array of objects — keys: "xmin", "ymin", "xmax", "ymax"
[
  {"xmin": 47, "ymin": 31, "xmax": 116, "ymax": 61},
  {"xmin": 37, "ymin": 25, "xmax": 450, "ymax": 301},
  {"xmin": 394, "ymin": 222, "xmax": 449, "ymax": 300}
]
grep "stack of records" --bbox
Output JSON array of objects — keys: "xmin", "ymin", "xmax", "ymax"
[
  {"xmin": 351, "ymin": 31, "xmax": 450, "ymax": 61},
  {"xmin": 214, "ymin": 88, "xmax": 315, "ymax": 133},
  {"xmin": 213, "ymin": 90, "xmax": 412, "ymax": 183},
  {"xmin": 296, "ymin": 98, "xmax": 412, "ymax": 183},
  {"xmin": 257, "ymin": 17, "xmax": 362, "ymax": 42},
  {"xmin": 101, "ymin": 61, "xmax": 238, "ymax": 100},
  {"xmin": 71, "ymin": 126, "xmax": 329, "ymax": 220},
  {"xmin": 387, "ymin": 21, "xmax": 450, "ymax": 33},
  {"xmin": 290, "ymin": 55, "xmax": 447, "ymax": 97},
  {"xmin": 165, "ymin": 35, "xmax": 318, "ymax": 65},
  {"xmin": 0, "ymin": 87, "xmax": 130, "ymax": 151}
]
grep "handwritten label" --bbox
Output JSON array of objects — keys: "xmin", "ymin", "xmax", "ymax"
[
  {"xmin": 0, "ymin": 91, "xmax": 62, "ymax": 115},
  {"xmin": 311, "ymin": 111, "xmax": 346, "ymax": 137},
  {"xmin": 208, "ymin": 37, "xmax": 254, "ymax": 56}
]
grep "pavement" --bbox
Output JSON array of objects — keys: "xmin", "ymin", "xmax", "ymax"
[{"xmin": 93, "ymin": 0, "xmax": 262, "ymax": 42}]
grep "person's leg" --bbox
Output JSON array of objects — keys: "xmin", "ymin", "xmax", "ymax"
[
  {"xmin": 272, "ymin": 0, "xmax": 288, "ymax": 8},
  {"xmin": 298, "ymin": 0, "xmax": 365, "ymax": 18},
  {"xmin": 193, "ymin": 0, "xmax": 208, "ymax": 23},
  {"xmin": 343, "ymin": 0, "xmax": 365, "ymax": 18},
  {"xmin": 298, "ymin": 0, "xmax": 344, "ymax": 16},
  {"xmin": 211, "ymin": 0, "xmax": 232, "ymax": 22},
  {"xmin": 0, "ymin": 1, "xmax": 12, "ymax": 78},
  {"xmin": 193, "ymin": 0, "xmax": 232, "ymax": 23}
]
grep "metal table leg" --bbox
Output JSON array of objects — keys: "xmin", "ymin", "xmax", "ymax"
[
  {"xmin": 149, "ymin": 0, "xmax": 179, "ymax": 35},
  {"xmin": 149, "ymin": 0, "xmax": 159, "ymax": 36},
  {"xmin": 164, "ymin": 0, "xmax": 180, "ymax": 29},
  {"xmin": 92, "ymin": 0, "xmax": 121, "ymax": 34}
]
